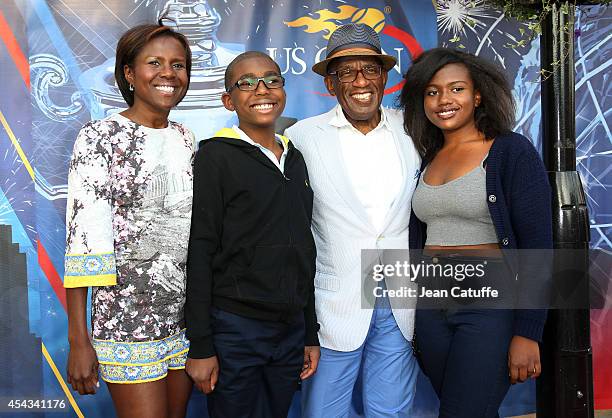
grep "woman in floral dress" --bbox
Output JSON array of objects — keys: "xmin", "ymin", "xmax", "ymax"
[{"xmin": 64, "ymin": 23, "xmax": 195, "ymax": 418}]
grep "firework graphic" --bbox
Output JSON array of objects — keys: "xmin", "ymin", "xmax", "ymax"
[
  {"xmin": 574, "ymin": 5, "xmax": 612, "ymax": 250},
  {"xmin": 435, "ymin": 0, "xmax": 531, "ymax": 66},
  {"xmin": 437, "ymin": 0, "xmax": 491, "ymax": 36}
]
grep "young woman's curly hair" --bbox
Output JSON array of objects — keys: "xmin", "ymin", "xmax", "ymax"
[{"xmin": 399, "ymin": 48, "xmax": 515, "ymax": 159}]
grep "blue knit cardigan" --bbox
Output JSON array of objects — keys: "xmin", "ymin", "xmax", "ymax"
[{"xmin": 408, "ymin": 131, "xmax": 553, "ymax": 342}]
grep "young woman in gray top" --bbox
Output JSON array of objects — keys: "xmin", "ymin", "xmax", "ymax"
[{"xmin": 400, "ymin": 48, "xmax": 552, "ymax": 418}]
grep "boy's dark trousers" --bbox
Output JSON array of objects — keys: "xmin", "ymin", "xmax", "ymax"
[{"xmin": 207, "ymin": 307, "xmax": 305, "ymax": 418}]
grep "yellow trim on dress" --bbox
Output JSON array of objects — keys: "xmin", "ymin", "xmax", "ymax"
[
  {"xmin": 64, "ymin": 252, "xmax": 116, "ymax": 287},
  {"xmin": 95, "ymin": 331, "xmax": 188, "ymax": 384},
  {"xmin": 100, "ymin": 374, "xmax": 170, "ymax": 385},
  {"xmin": 93, "ymin": 329, "xmax": 189, "ymax": 366},
  {"xmin": 97, "ymin": 360, "xmax": 187, "ymax": 384},
  {"xmin": 99, "ymin": 366, "xmax": 186, "ymax": 384},
  {"xmin": 63, "ymin": 274, "xmax": 117, "ymax": 288}
]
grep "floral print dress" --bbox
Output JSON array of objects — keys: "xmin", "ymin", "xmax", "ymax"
[{"xmin": 64, "ymin": 113, "xmax": 194, "ymax": 377}]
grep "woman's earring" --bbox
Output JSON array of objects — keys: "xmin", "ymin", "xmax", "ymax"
[{"xmin": 129, "ymin": 84, "xmax": 134, "ymax": 91}]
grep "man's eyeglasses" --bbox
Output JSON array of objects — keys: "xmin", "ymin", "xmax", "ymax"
[
  {"xmin": 328, "ymin": 65, "xmax": 383, "ymax": 83},
  {"xmin": 227, "ymin": 75, "xmax": 285, "ymax": 92}
]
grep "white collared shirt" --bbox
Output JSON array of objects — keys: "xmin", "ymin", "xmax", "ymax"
[
  {"xmin": 232, "ymin": 125, "xmax": 288, "ymax": 173},
  {"xmin": 329, "ymin": 105, "xmax": 403, "ymax": 232}
]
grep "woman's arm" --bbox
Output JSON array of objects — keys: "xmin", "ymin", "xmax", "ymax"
[
  {"xmin": 507, "ymin": 136, "xmax": 553, "ymax": 382},
  {"xmin": 63, "ymin": 121, "xmax": 116, "ymax": 394},
  {"xmin": 66, "ymin": 288, "xmax": 99, "ymax": 394}
]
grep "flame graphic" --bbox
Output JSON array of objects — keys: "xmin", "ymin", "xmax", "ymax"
[{"xmin": 285, "ymin": 5, "xmax": 385, "ymax": 40}]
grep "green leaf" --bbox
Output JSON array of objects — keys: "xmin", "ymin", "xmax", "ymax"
[{"xmin": 560, "ymin": 2, "xmax": 569, "ymax": 14}]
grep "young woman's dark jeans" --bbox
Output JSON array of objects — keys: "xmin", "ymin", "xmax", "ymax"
[
  {"xmin": 415, "ymin": 255, "xmax": 515, "ymax": 418},
  {"xmin": 416, "ymin": 308, "xmax": 513, "ymax": 418}
]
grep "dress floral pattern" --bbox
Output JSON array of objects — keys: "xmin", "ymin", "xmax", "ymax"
[{"xmin": 64, "ymin": 113, "xmax": 194, "ymax": 343}]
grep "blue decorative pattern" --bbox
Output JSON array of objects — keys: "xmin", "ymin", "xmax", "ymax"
[
  {"xmin": 64, "ymin": 253, "xmax": 116, "ymax": 277},
  {"xmin": 97, "ymin": 348, "xmax": 187, "ymax": 384},
  {"xmin": 93, "ymin": 329, "xmax": 189, "ymax": 366}
]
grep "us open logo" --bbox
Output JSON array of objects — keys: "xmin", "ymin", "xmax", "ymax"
[{"xmin": 267, "ymin": 5, "xmax": 425, "ymax": 96}]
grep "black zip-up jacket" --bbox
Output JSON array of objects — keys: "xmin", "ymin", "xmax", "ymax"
[{"xmin": 186, "ymin": 128, "xmax": 319, "ymax": 358}]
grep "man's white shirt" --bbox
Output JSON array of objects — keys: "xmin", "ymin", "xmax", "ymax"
[{"xmin": 330, "ymin": 105, "xmax": 403, "ymax": 232}]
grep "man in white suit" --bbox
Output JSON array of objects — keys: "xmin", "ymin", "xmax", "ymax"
[{"xmin": 285, "ymin": 23, "xmax": 421, "ymax": 417}]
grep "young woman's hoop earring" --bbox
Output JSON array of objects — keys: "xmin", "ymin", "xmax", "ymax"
[{"xmin": 129, "ymin": 84, "xmax": 134, "ymax": 91}]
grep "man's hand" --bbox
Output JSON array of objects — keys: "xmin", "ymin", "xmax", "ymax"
[
  {"xmin": 186, "ymin": 356, "xmax": 219, "ymax": 394},
  {"xmin": 67, "ymin": 340, "xmax": 99, "ymax": 395},
  {"xmin": 300, "ymin": 346, "xmax": 320, "ymax": 380},
  {"xmin": 508, "ymin": 335, "xmax": 541, "ymax": 384}
]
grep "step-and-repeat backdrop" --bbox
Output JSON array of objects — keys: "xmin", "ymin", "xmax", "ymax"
[{"xmin": 0, "ymin": 0, "xmax": 610, "ymax": 416}]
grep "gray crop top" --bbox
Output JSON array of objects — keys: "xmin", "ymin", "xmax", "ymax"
[{"xmin": 412, "ymin": 161, "xmax": 499, "ymax": 246}]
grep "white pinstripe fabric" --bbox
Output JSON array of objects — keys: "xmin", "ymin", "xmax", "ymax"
[{"xmin": 286, "ymin": 106, "xmax": 421, "ymax": 351}]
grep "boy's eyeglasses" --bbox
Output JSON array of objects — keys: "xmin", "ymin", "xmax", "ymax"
[
  {"xmin": 328, "ymin": 65, "xmax": 383, "ymax": 83},
  {"xmin": 227, "ymin": 75, "xmax": 286, "ymax": 92}
]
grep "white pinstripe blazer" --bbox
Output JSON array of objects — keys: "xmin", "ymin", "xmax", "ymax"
[{"xmin": 285, "ymin": 106, "xmax": 421, "ymax": 351}]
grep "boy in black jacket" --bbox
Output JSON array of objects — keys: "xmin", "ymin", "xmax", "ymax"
[{"xmin": 185, "ymin": 51, "xmax": 320, "ymax": 418}]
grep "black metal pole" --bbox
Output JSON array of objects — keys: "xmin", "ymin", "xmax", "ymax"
[{"xmin": 536, "ymin": 1, "xmax": 594, "ymax": 417}]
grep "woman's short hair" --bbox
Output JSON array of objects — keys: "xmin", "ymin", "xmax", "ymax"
[
  {"xmin": 114, "ymin": 24, "xmax": 192, "ymax": 107},
  {"xmin": 399, "ymin": 48, "xmax": 515, "ymax": 159}
]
